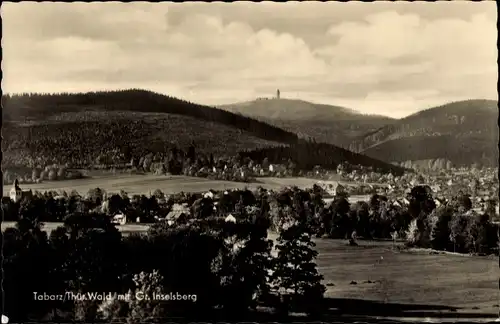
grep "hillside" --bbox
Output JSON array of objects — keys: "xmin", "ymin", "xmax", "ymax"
[
  {"xmin": 2, "ymin": 111, "xmax": 286, "ymax": 168},
  {"xmin": 240, "ymin": 141, "xmax": 406, "ymax": 176},
  {"xmin": 219, "ymin": 98, "xmax": 395, "ymax": 147},
  {"xmin": 2, "ymin": 90, "xmax": 405, "ymax": 174},
  {"xmin": 349, "ymin": 100, "xmax": 499, "ymax": 167},
  {"xmin": 3, "ymin": 90, "xmax": 298, "ymax": 144}
]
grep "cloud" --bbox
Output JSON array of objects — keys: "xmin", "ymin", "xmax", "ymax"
[
  {"xmin": 1, "ymin": 2, "xmax": 497, "ymax": 118},
  {"xmin": 316, "ymin": 11, "xmax": 497, "ymax": 98}
]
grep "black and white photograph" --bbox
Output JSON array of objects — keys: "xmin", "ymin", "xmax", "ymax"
[{"xmin": 1, "ymin": 1, "xmax": 499, "ymax": 322}]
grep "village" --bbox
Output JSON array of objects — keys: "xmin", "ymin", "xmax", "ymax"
[{"xmin": 7, "ymin": 160, "xmax": 499, "ymax": 228}]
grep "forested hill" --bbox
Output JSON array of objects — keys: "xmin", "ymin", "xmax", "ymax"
[
  {"xmin": 219, "ymin": 98, "xmax": 394, "ymax": 148},
  {"xmin": 2, "ymin": 89, "xmax": 407, "ymax": 174},
  {"xmin": 349, "ymin": 99, "xmax": 499, "ymax": 167},
  {"xmin": 2, "ymin": 89, "xmax": 299, "ymax": 144}
]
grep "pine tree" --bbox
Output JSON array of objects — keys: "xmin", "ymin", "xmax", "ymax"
[{"xmin": 271, "ymin": 209, "xmax": 325, "ymax": 316}]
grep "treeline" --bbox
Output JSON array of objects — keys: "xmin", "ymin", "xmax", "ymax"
[
  {"xmin": 240, "ymin": 140, "xmax": 407, "ymax": 175},
  {"xmin": 4, "ymin": 183, "xmax": 497, "ymax": 254},
  {"xmin": 2, "ymin": 89, "xmax": 299, "ymax": 144}
]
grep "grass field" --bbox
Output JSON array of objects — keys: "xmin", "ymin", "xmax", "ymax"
[
  {"xmin": 313, "ymin": 239, "xmax": 499, "ymax": 321},
  {"xmin": 3, "ymin": 174, "xmax": 354, "ymax": 197}
]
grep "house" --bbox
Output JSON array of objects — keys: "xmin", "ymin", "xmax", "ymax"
[
  {"xmin": 225, "ymin": 214, "xmax": 236, "ymax": 223},
  {"xmin": 166, "ymin": 203, "xmax": 190, "ymax": 223},
  {"xmin": 112, "ymin": 211, "xmax": 127, "ymax": 225},
  {"xmin": 430, "ymin": 185, "xmax": 441, "ymax": 193},
  {"xmin": 204, "ymin": 191, "xmax": 215, "ymax": 199},
  {"xmin": 434, "ymin": 198, "xmax": 442, "ymax": 208}
]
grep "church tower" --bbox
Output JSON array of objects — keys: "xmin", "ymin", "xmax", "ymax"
[
  {"xmin": 10, "ymin": 179, "xmax": 23, "ymax": 203},
  {"xmin": 276, "ymin": 89, "xmax": 280, "ymax": 99}
]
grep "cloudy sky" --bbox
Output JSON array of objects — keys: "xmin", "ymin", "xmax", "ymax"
[{"xmin": 2, "ymin": 2, "xmax": 497, "ymax": 118}]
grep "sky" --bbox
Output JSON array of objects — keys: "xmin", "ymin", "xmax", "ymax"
[{"xmin": 2, "ymin": 1, "xmax": 498, "ymax": 118}]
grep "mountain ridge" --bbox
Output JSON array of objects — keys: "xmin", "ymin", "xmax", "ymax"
[
  {"xmin": 219, "ymin": 97, "xmax": 395, "ymax": 148},
  {"xmin": 350, "ymin": 99, "xmax": 498, "ymax": 168},
  {"xmin": 2, "ymin": 89, "xmax": 406, "ymax": 174}
]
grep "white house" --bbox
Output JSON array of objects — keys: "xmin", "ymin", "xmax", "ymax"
[
  {"xmin": 434, "ymin": 198, "xmax": 442, "ymax": 208},
  {"xmin": 112, "ymin": 211, "xmax": 127, "ymax": 225}
]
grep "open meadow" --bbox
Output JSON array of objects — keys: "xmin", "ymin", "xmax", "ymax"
[
  {"xmin": 3, "ymin": 174, "xmax": 366, "ymax": 198},
  {"xmin": 314, "ymin": 239, "xmax": 499, "ymax": 322}
]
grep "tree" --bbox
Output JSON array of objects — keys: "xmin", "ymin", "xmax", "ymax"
[
  {"xmin": 213, "ymin": 219, "xmax": 274, "ymax": 316},
  {"xmin": 3, "ymin": 225, "xmax": 53, "ymax": 321},
  {"xmin": 147, "ymin": 190, "xmax": 161, "ymax": 201},
  {"xmin": 408, "ymin": 185, "xmax": 436, "ymax": 242},
  {"xmin": 32, "ymin": 168, "xmax": 41, "ymax": 181},
  {"xmin": 271, "ymin": 213, "xmax": 325, "ymax": 316},
  {"xmin": 108, "ymin": 194, "xmax": 124, "ymax": 215},
  {"xmin": 262, "ymin": 157, "xmax": 270, "ymax": 170},
  {"xmin": 353, "ymin": 201, "xmax": 370, "ymax": 238},
  {"xmin": 466, "ymin": 213, "xmax": 498, "ymax": 255},
  {"xmin": 87, "ymin": 188, "xmax": 106, "ymax": 206},
  {"xmin": 452, "ymin": 193, "xmax": 472, "ymax": 212},
  {"xmin": 143, "ymin": 155, "xmax": 153, "ymax": 172},
  {"xmin": 329, "ymin": 196, "xmax": 351, "ymax": 239},
  {"xmin": 48, "ymin": 169, "xmax": 57, "ymax": 180},
  {"xmin": 191, "ymin": 197, "xmax": 214, "ymax": 219},
  {"xmin": 57, "ymin": 167, "xmax": 67, "ymax": 179},
  {"xmin": 449, "ymin": 214, "xmax": 470, "ymax": 253},
  {"xmin": 430, "ymin": 207, "xmax": 453, "ymax": 251}
]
